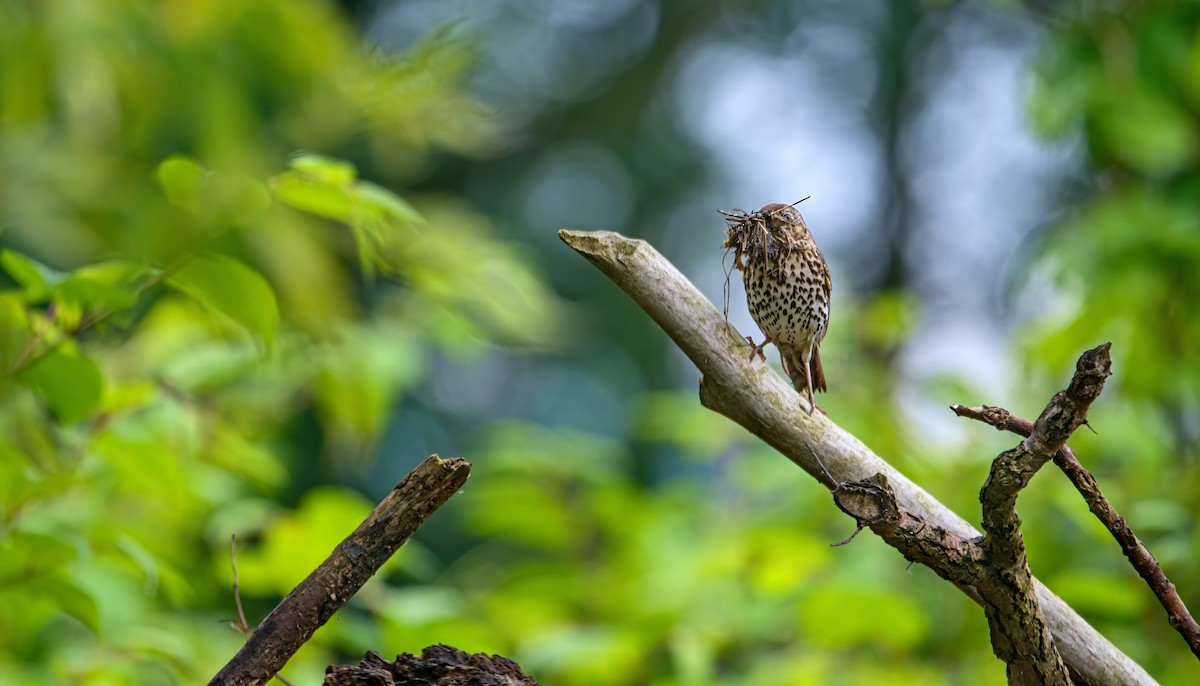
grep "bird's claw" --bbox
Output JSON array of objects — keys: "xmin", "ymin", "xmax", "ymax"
[
  {"xmin": 746, "ymin": 336, "xmax": 769, "ymax": 362},
  {"xmin": 805, "ymin": 393, "xmax": 828, "ymax": 416}
]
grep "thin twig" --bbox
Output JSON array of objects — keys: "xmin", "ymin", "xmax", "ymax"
[
  {"xmin": 230, "ymin": 535, "xmax": 294, "ymax": 686},
  {"xmin": 952, "ymin": 402, "xmax": 1200, "ymax": 661},
  {"xmin": 231, "ymin": 534, "xmax": 250, "ymax": 634}
]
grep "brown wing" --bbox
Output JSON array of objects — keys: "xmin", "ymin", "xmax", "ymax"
[
  {"xmin": 780, "ymin": 345, "xmax": 826, "ymax": 395},
  {"xmin": 810, "ymin": 345, "xmax": 827, "ymax": 393},
  {"xmin": 813, "ymin": 249, "xmax": 830, "ymax": 392}
]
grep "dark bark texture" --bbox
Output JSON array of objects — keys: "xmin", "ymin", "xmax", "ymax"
[
  {"xmin": 324, "ymin": 646, "xmax": 539, "ymax": 686},
  {"xmin": 209, "ymin": 455, "xmax": 472, "ymax": 686}
]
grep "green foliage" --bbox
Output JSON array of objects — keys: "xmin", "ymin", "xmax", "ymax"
[
  {"xmin": 167, "ymin": 254, "xmax": 280, "ymax": 344},
  {"xmin": 1, "ymin": 1, "xmax": 1196, "ymax": 685},
  {"xmin": 1027, "ymin": 3, "xmax": 1200, "ymax": 424},
  {"xmin": 233, "ymin": 488, "xmax": 373, "ymax": 595},
  {"xmin": 18, "ymin": 347, "xmax": 104, "ymax": 424},
  {"xmin": 0, "ymin": 1, "xmax": 559, "ymax": 683},
  {"xmin": 1021, "ymin": 4, "xmax": 1200, "ymax": 681}
]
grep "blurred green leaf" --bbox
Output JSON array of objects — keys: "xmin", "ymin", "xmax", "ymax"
[
  {"xmin": 167, "ymin": 254, "xmax": 279, "ymax": 343},
  {"xmin": 234, "ymin": 487, "xmax": 371, "ymax": 594},
  {"xmin": 156, "ymin": 156, "xmax": 209, "ymax": 214},
  {"xmin": 0, "ymin": 532, "xmax": 78, "ymax": 580},
  {"xmin": 466, "ymin": 477, "xmax": 578, "ymax": 551},
  {"xmin": 0, "ymin": 293, "xmax": 33, "ymax": 364},
  {"xmin": 1095, "ymin": 87, "xmax": 1196, "ymax": 174},
  {"xmin": 1, "ymin": 251, "xmax": 64, "ymax": 300},
  {"xmin": 477, "ymin": 421, "xmax": 627, "ymax": 481},
  {"xmin": 52, "ymin": 261, "xmax": 144, "ymax": 314},
  {"xmin": 404, "ymin": 201, "xmax": 563, "ymax": 347},
  {"xmin": 521, "ymin": 626, "xmax": 644, "ymax": 686},
  {"xmin": 313, "ymin": 323, "xmax": 425, "ymax": 448},
  {"xmin": 355, "ymin": 182, "xmax": 423, "ymax": 225},
  {"xmin": 745, "ymin": 528, "xmax": 832, "ymax": 596},
  {"xmin": 382, "ymin": 586, "xmax": 466, "ymax": 624},
  {"xmin": 1049, "ymin": 571, "xmax": 1143, "ymax": 619},
  {"xmin": 203, "ymin": 425, "xmax": 287, "ymax": 490},
  {"xmin": 637, "ymin": 391, "xmax": 745, "ymax": 458},
  {"xmin": 271, "ymin": 158, "xmax": 423, "ymax": 279},
  {"xmin": 156, "ymin": 156, "xmax": 271, "ymax": 224},
  {"xmin": 19, "ymin": 347, "xmax": 104, "ymax": 424},
  {"xmin": 799, "ymin": 585, "xmax": 929, "ymax": 650},
  {"xmin": 290, "ymin": 153, "xmax": 357, "ymax": 185},
  {"xmin": 271, "ymin": 170, "xmax": 356, "ymax": 221},
  {"xmin": 31, "ymin": 573, "xmax": 101, "ymax": 632}
]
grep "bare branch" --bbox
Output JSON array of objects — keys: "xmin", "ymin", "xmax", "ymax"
[
  {"xmin": 953, "ymin": 403, "xmax": 1200, "ymax": 660},
  {"xmin": 970, "ymin": 345, "xmax": 1112, "ymax": 685},
  {"xmin": 831, "ymin": 474, "xmax": 986, "ymax": 575},
  {"xmin": 559, "ymin": 229, "xmax": 1156, "ymax": 686},
  {"xmin": 209, "ymin": 455, "xmax": 472, "ymax": 686}
]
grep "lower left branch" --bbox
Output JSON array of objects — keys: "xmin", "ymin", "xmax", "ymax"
[{"xmin": 208, "ymin": 455, "xmax": 471, "ymax": 686}]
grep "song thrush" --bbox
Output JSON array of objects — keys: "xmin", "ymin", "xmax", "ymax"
[{"xmin": 722, "ymin": 202, "xmax": 831, "ymax": 414}]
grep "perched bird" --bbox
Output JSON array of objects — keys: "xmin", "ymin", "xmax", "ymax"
[{"xmin": 722, "ymin": 202, "xmax": 831, "ymax": 414}]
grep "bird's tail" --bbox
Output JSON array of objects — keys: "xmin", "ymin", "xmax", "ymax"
[{"xmin": 781, "ymin": 345, "xmax": 827, "ymax": 394}]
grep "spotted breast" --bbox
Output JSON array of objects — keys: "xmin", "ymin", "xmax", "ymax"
[{"xmin": 742, "ymin": 203, "xmax": 831, "ymax": 414}]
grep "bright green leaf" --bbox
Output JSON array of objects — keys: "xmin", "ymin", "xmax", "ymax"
[
  {"xmin": 355, "ymin": 182, "xmax": 423, "ymax": 225},
  {"xmin": 167, "ymin": 255, "xmax": 279, "ymax": 343},
  {"xmin": 271, "ymin": 170, "xmax": 355, "ymax": 221},
  {"xmin": 52, "ymin": 261, "xmax": 144, "ymax": 313},
  {"xmin": 20, "ymin": 347, "xmax": 104, "ymax": 424},
  {"xmin": 1, "ymin": 251, "xmax": 59, "ymax": 299},
  {"xmin": 156, "ymin": 155, "xmax": 209, "ymax": 214},
  {"xmin": 290, "ymin": 153, "xmax": 357, "ymax": 185}
]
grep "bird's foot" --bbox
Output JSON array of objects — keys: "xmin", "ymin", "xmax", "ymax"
[
  {"xmin": 746, "ymin": 336, "xmax": 770, "ymax": 362},
  {"xmin": 805, "ymin": 392, "xmax": 828, "ymax": 416}
]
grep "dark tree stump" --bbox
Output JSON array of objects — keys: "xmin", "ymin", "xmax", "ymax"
[{"xmin": 325, "ymin": 645, "xmax": 539, "ymax": 686}]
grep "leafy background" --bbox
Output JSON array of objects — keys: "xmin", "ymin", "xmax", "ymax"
[{"xmin": 0, "ymin": 0, "xmax": 1197, "ymax": 684}]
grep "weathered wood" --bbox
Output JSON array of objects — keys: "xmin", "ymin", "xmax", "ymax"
[{"xmin": 559, "ymin": 228, "xmax": 1155, "ymax": 686}]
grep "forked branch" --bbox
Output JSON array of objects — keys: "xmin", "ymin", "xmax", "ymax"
[
  {"xmin": 559, "ymin": 228, "xmax": 1154, "ymax": 686},
  {"xmin": 953, "ymin": 402, "xmax": 1200, "ymax": 660}
]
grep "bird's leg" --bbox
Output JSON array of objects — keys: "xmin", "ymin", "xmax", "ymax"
[
  {"xmin": 805, "ymin": 367, "xmax": 816, "ymax": 415},
  {"xmin": 804, "ymin": 350, "xmax": 821, "ymax": 416},
  {"xmin": 746, "ymin": 336, "xmax": 771, "ymax": 362}
]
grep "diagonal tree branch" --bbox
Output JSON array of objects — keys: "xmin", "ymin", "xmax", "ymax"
[
  {"xmin": 209, "ymin": 455, "xmax": 471, "ymax": 686},
  {"xmin": 953, "ymin": 403, "xmax": 1200, "ymax": 661},
  {"xmin": 559, "ymin": 229, "xmax": 1156, "ymax": 686}
]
